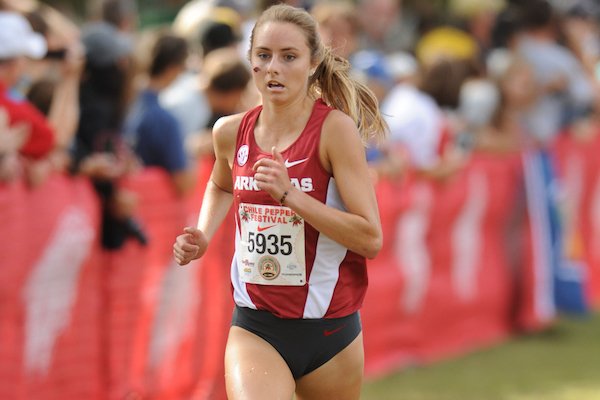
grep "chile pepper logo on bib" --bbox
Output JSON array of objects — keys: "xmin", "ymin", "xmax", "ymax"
[{"xmin": 258, "ymin": 255, "xmax": 280, "ymax": 280}]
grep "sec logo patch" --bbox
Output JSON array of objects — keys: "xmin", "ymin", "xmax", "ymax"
[{"xmin": 237, "ymin": 144, "xmax": 249, "ymax": 166}]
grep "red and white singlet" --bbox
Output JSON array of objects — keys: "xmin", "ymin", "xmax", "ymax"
[{"xmin": 231, "ymin": 99, "xmax": 368, "ymax": 319}]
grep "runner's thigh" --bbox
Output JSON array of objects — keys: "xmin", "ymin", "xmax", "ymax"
[
  {"xmin": 294, "ymin": 333, "xmax": 364, "ymax": 400},
  {"xmin": 225, "ymin": 326, "xmax": 296, "ymax": 400}
]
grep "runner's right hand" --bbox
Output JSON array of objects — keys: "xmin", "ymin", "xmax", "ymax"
[{"xmin": 173, "ymin": 227, "xmax": 208, "ymax": 265}]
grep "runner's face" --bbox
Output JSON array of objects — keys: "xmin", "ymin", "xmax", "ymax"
[{"xmin": 250, "ymin": 22, "xmax": 314, "ymax": 103}]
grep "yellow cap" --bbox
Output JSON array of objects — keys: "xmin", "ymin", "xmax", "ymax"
[{"xmin": 416, "ymin": 26, "xmax": 478, "ymax": 66}]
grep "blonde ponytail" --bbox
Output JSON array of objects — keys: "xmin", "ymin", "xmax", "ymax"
[{"xmin": 310, "ymin": 47, "xmax": 387, "ymax": 144}]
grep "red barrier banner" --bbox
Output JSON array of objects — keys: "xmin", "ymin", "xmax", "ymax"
[
  {"xmin": 0, "ymin": 175, "xmax": 103, "ymax": 400},
  {"xmin": 363, "ymin": 153, "xmax": 523, "ymax": 376},
  {"xmin": 110, "ymin": 162, "xmax": 233, "ymax": 400},
  {"xmin": 0, "ymin": 179, "xmax": 30, "ymax": 400},
  {"xmin": 3, "ymin": 136, "xmax": 599, "ymax": 399},
  {"xmin": 553, "ymin": 133, "xmax": 600, "ymax": 308},
  {"xmin": 107, "ymin": 168, "xmax": 194, "ymax": 400},
  {"xmin": 185, "ymin": 156, "xmax": 234, "ymax": 400}
]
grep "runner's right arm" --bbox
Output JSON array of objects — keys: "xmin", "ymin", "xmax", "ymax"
[
  {"xmin": 173, "ymin": 114, "xmax": 241, "ymax": 265},
  {"xmin": 196, "ymin": 114, "xmax": 240, "ymax": 239}
]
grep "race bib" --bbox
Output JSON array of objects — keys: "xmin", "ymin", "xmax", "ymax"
[{"xmin": 237, "ymin": 203, "xmax": 306, "ymax": 286}]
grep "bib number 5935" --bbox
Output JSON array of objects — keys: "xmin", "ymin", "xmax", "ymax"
[{"xmin": 247, "ymin": 232, "xmax": 292, "ymax": 256}]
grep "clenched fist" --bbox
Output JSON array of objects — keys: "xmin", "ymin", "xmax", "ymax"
[{"xmin": 173, "ymin": 227, "xmax": 208, "ymax": 266}]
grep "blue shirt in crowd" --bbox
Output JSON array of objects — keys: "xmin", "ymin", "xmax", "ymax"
[{"xmin": 124, "ymin": 89, "xmax": 187, "ymax": 173}]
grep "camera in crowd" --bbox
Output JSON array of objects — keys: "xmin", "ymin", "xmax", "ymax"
[{"xmin": 44, "ymin": 48, "xmax": 67, "ymax": 60}]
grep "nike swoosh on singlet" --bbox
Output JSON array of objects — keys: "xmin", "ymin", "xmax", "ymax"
[
  {"xmin": 284, "ymin": 158, "xmax": 309, "ymax": 168},
  {"xmin": 323, "ymin": 324, "xmax": 346, "ymax": 337},
  {"xmin": 257, "ymin": 224, "xmax": 277, "ymax": 232}
]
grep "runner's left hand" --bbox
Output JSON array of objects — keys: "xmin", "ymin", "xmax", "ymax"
[{"xmin": 252, "ymin": 146, "xmax": 291, "ymax": 203}]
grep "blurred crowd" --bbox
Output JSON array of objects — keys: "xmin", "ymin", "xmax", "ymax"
[{"xmin": 1, "ymin": 0, "xmax": 600, "ymax": 252}]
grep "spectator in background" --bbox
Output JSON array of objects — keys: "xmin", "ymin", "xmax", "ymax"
[
  {"xmin": 172, "ymin": 3, "xmax": 242, "ymax": 59},
  {"xmin": 194, "ymin": 47, "xmax": 251, "ymax": 129},
  {"xmin": 516, "ymin": 0, "xmax": 595, "ymax": 145},
  {"xmin": 449, "ymin": 0, "xmax": 506, "ymax": 61},
  {"xmin": 313, "ymin": 1, "xmax": 393, "ymax": 101},
  {"xmin": 468, "ymin": 54, "xmax": 539, "ymax": 320},
  {"xmin": 161, "ymin": 12, "xmax": 245, "ymax": 143},
  {"xmin": 366, "ymin": 51, "xmax": 419, "ymax": 181},
  {"xmin": 490, "ymin": 5, "xmax": 522, "ymax": 49},
  {"xmin": 415, "ymin": 25, "xmax": 480, "ymax": 70},
  {"xmin": 385, "ymin": 51, "xmax": 419, "ymax": 87},
  {"xmin": 356, "ymin": 0, "xmax": 413, "ymax": 53},
  {"xmin": 75, "ymin": 21, "xmax": 134, "ymax": 165},
  {"xmin": 350, "ymin": 49, "xmax": 394, "ymax": 169},
  {"xmin": 164, "ymin": 47, "xmax": 251, "ymax": 159},
  {"xmin": 0, "ymin": 106, "xmax": 28, "ymax": 182},
  {"xmin": 380, "ymin": 56, "xmax": 448, "ymax": 180},
  {"xmin": 75, "ymin": 19, "xmax": 144, "ymax": 250},
  {"xmin": 381, "ymin": 53, "xmax": 477, "ymax": 182},
  {"xmin": 512, "ymin": 1, "xmax": 596, "ymax": 310},
  {"xmin": 198, "ymin": 18, "xmax": 241, "ymax": 57},
  {"xmin": 97, "ymin": 0, "xmax": 138, "ymax": 34},
  {"xmin": 124, "ymin": 34, "xmax": 195, "ymax": 196},
  {"xmin": 0, "ymin": 11, "xmax": 57, "ymax": 186},
  {"xmin": 559, "ymin": 2, "xmax": 600, "ymax": 91},
  {"xmin": 312, "ymin": 1, "xmax": 393, "ymax": 167},
  {"xmin": 21, "ymin": 5, "xmax": 84, "ymax": 169},
  {"xmin": 456, "ymin": 77, "xmax": 501, "ymax": 150},
  {"xmin": 350, "ymin": 49, "xmax": 394, "ymax": 103},
  {"xmin": 461, "ymin": 54, "xmax": 536, "ymax": 154},
  {"xmin": 414, "ymin": 26, "xmax": 482, "ymax": 119},
  {"xmin": 559, "ymin": 1, "xmax": 600, "ymax": 143},
  {"xmin": 312, "ymin": 1, "xmax": 359, "ymax": 61}
]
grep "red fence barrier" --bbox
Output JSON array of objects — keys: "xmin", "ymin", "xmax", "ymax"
[
  {"xmin": 1, "ymin": 136, "xmax": 599, "ymax": 399},
  {"xmin": 364, "ymin": 153, "xmax": 523, "ymax": 376},
  {"xmin": 0, "ymin": 175, "xmax": 103, "ymax": 400},
  {"xmin": 553, "ymin": 134, "xmax": 600, "ymax": 308}
]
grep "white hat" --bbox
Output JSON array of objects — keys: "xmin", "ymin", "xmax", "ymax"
[
  {"xmin": 385, "ymin": 52, "xmax": 418, "ymax": 80},
  {"xmin": 0, "ymin": 11, "xmax": 47, "ymax": 60}
]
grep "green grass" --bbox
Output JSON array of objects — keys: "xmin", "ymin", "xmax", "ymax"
[{"xmin": 361, "ymin": 313, "xmax": 600, "ymax": 400}]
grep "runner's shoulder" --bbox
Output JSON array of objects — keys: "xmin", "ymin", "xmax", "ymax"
[{"xmin": 212, "ymin": 112, "xmax": 246, "ymax": 152}]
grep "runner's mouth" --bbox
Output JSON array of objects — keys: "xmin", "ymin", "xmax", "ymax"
[{"xmin": 267, "ymin": 81, "xmax": 284, "ymax": 89}]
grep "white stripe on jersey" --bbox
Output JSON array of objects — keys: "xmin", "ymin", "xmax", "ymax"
[
  {"xmin": 231, "ymin": 227, "xmax": 256, "ymax": 309},
  {"xmin": 303, "ymin": 178, "xmax": 348, "ymax": 318}
]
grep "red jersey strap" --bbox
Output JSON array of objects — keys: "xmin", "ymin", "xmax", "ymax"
[{"xmin": 236, "ymin": 105, "xmax": 262, "ymax": 149}]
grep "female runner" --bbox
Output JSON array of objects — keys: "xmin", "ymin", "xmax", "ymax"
[{"xmin": 173, "ymin": 4, "xmax": 387, "ymax": 399}]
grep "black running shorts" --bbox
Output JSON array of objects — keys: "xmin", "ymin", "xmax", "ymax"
[{"xmin": 231, "ymin": 305, "xmax": 362, "ymax": 379}]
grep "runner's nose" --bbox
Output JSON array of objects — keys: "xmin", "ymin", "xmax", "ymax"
[{"xmin": 266, "ymin": 56, "xmax": 281, "ymax": 75}]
